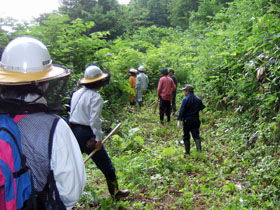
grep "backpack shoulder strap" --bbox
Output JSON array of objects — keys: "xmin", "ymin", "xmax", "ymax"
[
  {"xmin": 70, "ymin": 89, "xmax": 87, "ymax": 118},
  {"xmin": 0, "ymin": 114, "xmax": 32, "ymax": 209},
  {"xmin": 0, "ymin": 120, "xmax": 28, "ymax": 178},
  {"xmin": 46, "ymin": 116, "xmax": 67, "ymax": 210},
  {"xmin": 1, "ymin": 127, "xmax": 28, "ymax": 179},
  {"xmin": 48, "ymin": 116, "xmax": 60, "ymax": 160}
]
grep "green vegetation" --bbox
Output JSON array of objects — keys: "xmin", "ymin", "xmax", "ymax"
[
  {"xmin": 0, "ymin": 0, "xmax": 279, "ymax": 209},
  {"xmin": 79, "ymin": 94, "xmax": 279, "ymax": 209}
]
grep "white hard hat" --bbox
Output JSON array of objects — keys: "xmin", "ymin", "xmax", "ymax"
[
  {"xmin": 0, "ymin": 36, "xmax": 69, "ymax": 85},
  {"xmin": 138, "ymin": 65, "xmax": 145, "ymax": 72},
  {"xmin": 79, "ymin": 65, "xmax": 109, "ymax": 85}
]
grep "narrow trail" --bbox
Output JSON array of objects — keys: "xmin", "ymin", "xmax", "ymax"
[{"xmin": 76, "ymin": 100, "xmax": 280, "ymax": 210}]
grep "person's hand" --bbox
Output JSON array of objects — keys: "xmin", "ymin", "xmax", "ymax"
[
  {"xmin": 86, "ymin": 137, "xmax": 97, "ymax": 150},
  {"xmin": 95, "ymin": 141, "xmax": 103, "ymax": 151},
  {"xmin": 177, "ymin": 121, "xmax": 180, "ymax": 128}
]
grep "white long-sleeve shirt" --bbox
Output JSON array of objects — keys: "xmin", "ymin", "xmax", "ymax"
[
  {"xmin": 52, "ymin": 119, "xmax": 86, "ymax": 210},
  {"xmin": 69, "ymin": 87, "xmax": 104, "ymax": 141},
  {"xmin": 136, "ymin": 72, "xmax": 149, "ymax": 91},
  {"xmin": 136, "ymin": 73, "xmax": 149, "ymax": 102}
]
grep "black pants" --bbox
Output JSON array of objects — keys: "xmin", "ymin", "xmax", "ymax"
[
  {"xmin": 159, "ymin": 98, "xmax": 171, "ymax": 122},
  {"xmin": 71, "ymin": 124, "xmax": 116, "ymax": 180},
  {"xmin": 183, "ymin": 118, "xmax": 201, "ymax": 153}
]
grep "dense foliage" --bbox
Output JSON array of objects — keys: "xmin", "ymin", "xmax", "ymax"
[
  {"xmin": 80, "ymin": 96, "xmax": 280, "ymax": 209},
  {"xmin": 0, "ymin": 0, "xmax": 279, "ymax": 209}
]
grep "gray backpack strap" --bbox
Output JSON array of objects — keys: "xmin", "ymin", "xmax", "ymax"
[
  {"xmin": 48, "ymin": 117, "xmax": 59, "ymax": 159},
  {"xmin": 41, "ymin": 116, "xmax": 67, "ymax": 210},
  {"xmin": 47, "ymin": 116, "xmax": 66, "ymax": 210},
  {"xmin": 70, "ymin": 89, "xmax": 87, "ymax": 118}
]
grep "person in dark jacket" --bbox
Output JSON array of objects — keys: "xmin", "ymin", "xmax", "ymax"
[
  {"xmin": 177, "ymin": 85, "xmax": 205, "ymax": 154},
  {"xmin": 168, "ymin": 69, "xmax": 177, "ymax": 113}
]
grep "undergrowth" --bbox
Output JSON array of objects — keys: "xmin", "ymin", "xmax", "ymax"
[{"xmin": 75, "ymin": 93, "xmax": 280, "ymax": 210}]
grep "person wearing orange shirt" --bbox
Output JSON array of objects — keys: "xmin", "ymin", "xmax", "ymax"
[{"xmin": 128, "ymin": 68, "xmax": 137, "ymax": 106}]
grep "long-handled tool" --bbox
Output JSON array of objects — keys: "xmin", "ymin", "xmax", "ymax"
[
  {"xmin": 148, "ymin": 100, "xmax": 158, "ymax": 107},
  {"xmin": 84, "ymin": 122, "xmax": 122, "ymax": 163},
  {"xmin": 153, "ymin": 99, "xmax": 159, "ymax": 113}
]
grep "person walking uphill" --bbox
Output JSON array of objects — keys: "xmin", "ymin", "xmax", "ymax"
[
  {"xmin": 177, "ymin": 85, "xmax": 205, "ymax": 155},
  {"xmin": 0, "ymin": 36, "xmax": 86, "ymax": 210},
  {"xmin": 128, "ymin": 68, "xmax": 138, "ymax": 106},
  {"xmin": 136, "ymin": 65, "xmax": 149, "ymax": 107},
  {"xmin": 157, "ymin": 67, "xmax": 176, "ymax": 124},
  {"xmin": 69, "ymin": 65, "xmax": 129, "ymax": 200}
]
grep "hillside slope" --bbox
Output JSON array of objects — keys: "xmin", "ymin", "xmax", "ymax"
[{"xmin": 76, "ymin": 93, "xmax": 280, "ymax": 210}]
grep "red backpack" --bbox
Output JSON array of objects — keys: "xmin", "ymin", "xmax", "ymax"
[{"xmin": 0, "ymin": 114, "xmax": 31, "ymax": 210}]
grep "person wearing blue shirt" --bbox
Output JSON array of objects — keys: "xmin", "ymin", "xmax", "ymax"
[{"xmin": 177, "ymin": 85, "xmax": 205, "ymax": 155}]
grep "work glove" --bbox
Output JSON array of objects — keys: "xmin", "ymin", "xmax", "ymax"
[{"xmin": 177, "ymin": 121, "xmax": 181, "ymax": 128}]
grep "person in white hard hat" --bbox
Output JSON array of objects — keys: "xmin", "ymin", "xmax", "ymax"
[
  {"xmin": 69, "ymin": 65, "xmax": 129, "ymax": 200},
  {"xmin": 0, "ymin": 36, "xmax": 86, "ymax": 210},
  {"xmin": 128, "ymin": 68, "xmax": 137, "ymax": 106},
  {"xmin": 136, "ymin": 65, "xmax": 149, "ymax": 107}
]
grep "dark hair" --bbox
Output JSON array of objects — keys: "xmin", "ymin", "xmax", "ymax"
[
  {"xmin": 169, "ymin": 69, "xmax": 174, "ymax": 74},
  {"xmin": 183, "ymin": 85, "xmax": 194, "ymax": 93},
  {"xmin": 160, "ymin": 67, "xmax": 168, "ymax": 75},
  {"xmin": 0, "ymin": 47, "xmax": 4, "ymax": 59}
]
